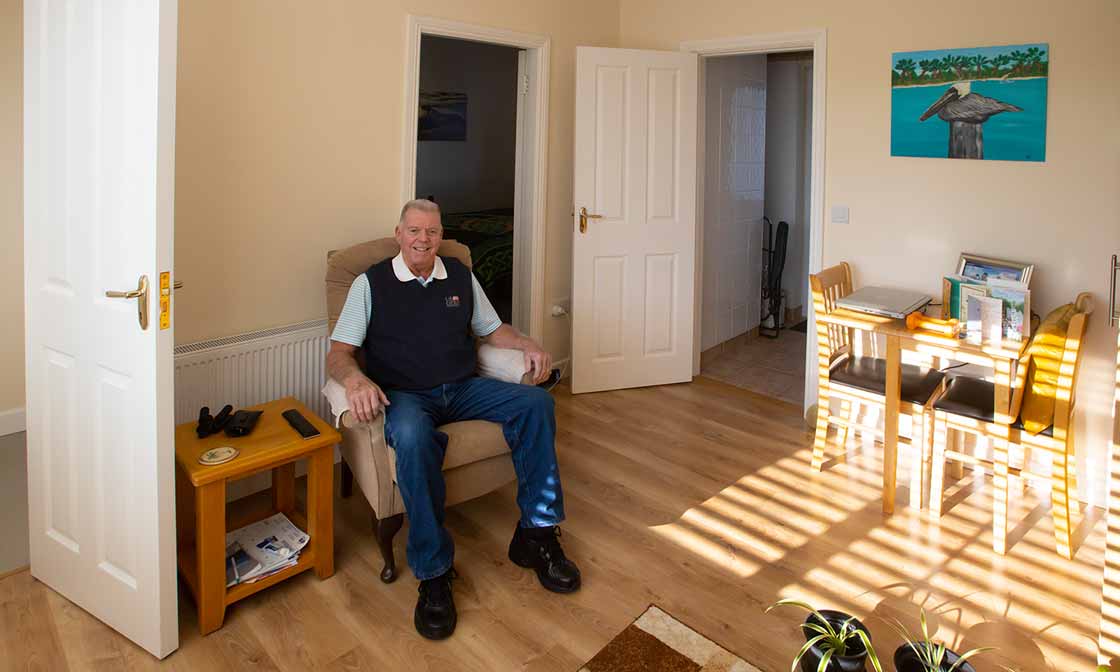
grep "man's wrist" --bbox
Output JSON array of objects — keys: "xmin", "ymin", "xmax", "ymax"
[{"xmin": 344, "ymin": 371, "xmax": 371, "ymax": 390}]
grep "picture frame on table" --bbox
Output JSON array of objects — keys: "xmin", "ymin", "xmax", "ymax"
[{"xmin": 956, "ymin": 253, "xmax": 1034, "ymax": 286}]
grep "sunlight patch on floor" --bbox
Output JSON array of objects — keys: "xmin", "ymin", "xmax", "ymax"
[{"xmin": 644, "ymin": 428, "xmax": 1104, "ymax": 672}]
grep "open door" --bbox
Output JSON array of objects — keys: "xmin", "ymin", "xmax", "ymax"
[
  {"xmin": 571, "ymin": 47, "xmax": 698, "ymax": 394},
  {"xmin": 24, "ymin": 0, "xmax": 179, "ymax": 658}
]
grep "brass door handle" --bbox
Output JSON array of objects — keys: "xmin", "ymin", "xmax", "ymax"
[
  {"xmin": 578, "ymin": 206, "xmax": 603, "ymax": 234},
  {"xmin": 105, "ymin": 275, "xmax": 150, "ymax": 330}
]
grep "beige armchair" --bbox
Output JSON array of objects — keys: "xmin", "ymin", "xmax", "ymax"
[{"xmin": 325, "ymin": 237, "xmax": 518, "ymax": 582}]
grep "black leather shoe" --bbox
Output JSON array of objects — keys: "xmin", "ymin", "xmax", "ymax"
[
  {"xmin": 508, "ymin": 525, "xmax": 581, "ymax": 593},
  {"xmin": 414, "ymin": 568, "xmax": 457, "ymax": 640}
]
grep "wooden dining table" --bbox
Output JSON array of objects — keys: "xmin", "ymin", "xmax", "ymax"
[{"xmin": 817, "ymin": 307, "xmax": 1029, "ymax": 515}]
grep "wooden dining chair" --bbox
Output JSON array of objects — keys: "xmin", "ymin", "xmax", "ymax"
[
  {"xmin": 810, "ymin": 263, "xmax": 947, "ymax": 509},
  {"xmin": 928, "ymin": 293, "xmax": 1093, "ymax": 558}
]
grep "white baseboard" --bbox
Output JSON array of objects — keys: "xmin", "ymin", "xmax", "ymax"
[{"xmin": 0, "ymin": 408, "xmax": 26, "ymax": 437}]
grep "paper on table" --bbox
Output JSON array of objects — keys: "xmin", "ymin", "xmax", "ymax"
[
  {"xmin": 963, "ymin": 287, "xmax": 988, "ymax": 343},
  {"xmin": 978, "ymin": 295, "xmax": 1004, "ymax": 344},
  {"xmin": 225, "ymin": 513, "xmax": 309, "ymax": 584}
]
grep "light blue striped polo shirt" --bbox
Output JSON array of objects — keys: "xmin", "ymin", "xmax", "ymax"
[{"xmin": 331, "ymin": 253, "xmax": 502, "ymax": 347}]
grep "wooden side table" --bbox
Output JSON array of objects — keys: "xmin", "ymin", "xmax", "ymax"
[{"xmin": 174, "ymin": 396, "xmax": 341, "ymax": 635}]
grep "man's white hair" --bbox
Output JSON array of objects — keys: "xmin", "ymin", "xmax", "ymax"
[{"xmin": 399, "ymin": 198, "xmax": 441, "ymax": 224}]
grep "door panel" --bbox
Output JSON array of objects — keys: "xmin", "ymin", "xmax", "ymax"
[
  {"xmin": 25, "ymin": 0, "xmax": 179, "ymax": 658},
  {"xmin": 572, "ymin": 48, "xmax": 698, "ymax": 393}
]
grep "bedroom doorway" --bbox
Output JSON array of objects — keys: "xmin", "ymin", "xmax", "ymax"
[
  {"xmin": 414, "ymin": 35, "xmax": 519, "ymax": 325},
  {"xmin": 401, "ymin": 16, "xmax": 549, "ymax": 340}
]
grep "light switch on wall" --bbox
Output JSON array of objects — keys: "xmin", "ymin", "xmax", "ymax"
[{"xmin": 831, "ymin": 205, "xmax": 849, "ymax": 224}]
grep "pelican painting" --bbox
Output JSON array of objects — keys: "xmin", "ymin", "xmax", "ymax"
[
  {"xmin": 918, "ymin": 81, "xmax": 1022, "ymax": 159},
  {"xmin": 890, "ymin": 43, "xmax": 1049, "ymax": 162}
]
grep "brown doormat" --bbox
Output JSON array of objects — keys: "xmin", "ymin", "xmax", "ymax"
[{"xmin": 580, "ymin": 605, "xmax": 762, "ymax": 672}]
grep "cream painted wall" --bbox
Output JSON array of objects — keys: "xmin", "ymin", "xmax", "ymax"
[
  {"xmin": 174, "ymin": 0, "xmax": 620, "ymax": 364},
  {"xmin": 0, "ymin": 0, "xmax": 24, "ymax": 413},
  {"xmin": 622, "ymin": 0, "xmax": 1120, "ymax": 505}
]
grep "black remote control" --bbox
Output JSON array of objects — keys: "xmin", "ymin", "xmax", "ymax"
[{"xmin": 282, "ymin": 409, "xmax": 320, "ymax": 439}]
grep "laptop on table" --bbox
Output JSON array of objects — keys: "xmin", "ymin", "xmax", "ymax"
[{"xmin": 835, "ymin": 286, "xmax": 931, "ymax": 319}]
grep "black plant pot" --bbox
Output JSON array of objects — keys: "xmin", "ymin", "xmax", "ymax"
[
  {"xmin": 798, "ymin": 610, "xmax": 871, "ymax": 672},
  {"xmin": 894, "ymin": 643, "xmax": 977, "ymax": 672}
]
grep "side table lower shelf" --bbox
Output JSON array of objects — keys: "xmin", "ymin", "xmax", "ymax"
[{"xmin": 178, "ymin": 540, "xmax": 319, "ymax": 609}]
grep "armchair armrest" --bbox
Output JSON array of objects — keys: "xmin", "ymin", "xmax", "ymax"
[{"xmin": 477, "ymin": 344, "xmax": 532, "ymax": 384}]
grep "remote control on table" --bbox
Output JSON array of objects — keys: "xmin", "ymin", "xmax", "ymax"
[{"xmin": 282, "ymin": 408, "xmax": 320, "ymax": 439}]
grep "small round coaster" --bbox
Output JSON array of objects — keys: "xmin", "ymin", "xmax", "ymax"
[{"xmin": 198, "ymin": 446, "xmax": 239, "ymax": 466}]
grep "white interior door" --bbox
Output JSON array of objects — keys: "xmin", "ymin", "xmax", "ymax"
[
  {"xmin": 24, "ymin": 0, "xmax": 179, "ymax": 658},
  {"xmin": 571, "ymin": 47, "xmax": 698, "ymax": 393}
]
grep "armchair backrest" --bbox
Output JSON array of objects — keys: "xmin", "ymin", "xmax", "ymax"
[{"xmin": 325, "ymin": 237, "xmax": 473, "ymax": 334}]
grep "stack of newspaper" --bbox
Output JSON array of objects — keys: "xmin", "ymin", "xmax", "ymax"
[{"xmin": 225, "ymin": 512, "xmax": 310, "ymax": 587}]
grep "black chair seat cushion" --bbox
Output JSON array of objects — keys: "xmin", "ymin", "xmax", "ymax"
[
  {"xmin": 932, "ymin": 376, "xmax": 1054, "ymax": 437},
  {"xmin": 829, "ymin": 356, "xmax": 945, "ymax": 405}
]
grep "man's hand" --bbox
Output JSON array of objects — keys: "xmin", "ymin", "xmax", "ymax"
[
  {"xmin": 327, "ymin": 340, "xmax": 390, "ymax": 424},
  {"xmin": 521, "ymin": 339, "xmax": 553, "ymax": 385},
  {"xmin": 345, "ymin": 376, "xmax": 390, "ymax": 424}
]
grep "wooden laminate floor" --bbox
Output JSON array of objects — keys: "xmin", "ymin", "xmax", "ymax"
[{"xmin": 1, "ymin": 378, "xmax": 1108, "ymax": 672}]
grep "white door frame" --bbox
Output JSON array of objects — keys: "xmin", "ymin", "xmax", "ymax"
[
  {"xmin": 681, "ymin": 30, "xmax": 827, "ymax": 415},
  {"xmin": 401, "ymin": 15, "xmax": 550, "ymax": 341}
]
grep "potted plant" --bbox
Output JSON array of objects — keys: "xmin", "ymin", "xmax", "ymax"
[
  {"xmin": 889, "ymin": 609, "xmax": 995, "ymax": 672},
  {"xmin": 766, "ymin": 599, "xmax": 882, "ymax": 672}
]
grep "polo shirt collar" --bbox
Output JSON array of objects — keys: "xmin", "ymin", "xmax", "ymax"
[{"xmin": 392, "ymin": 252, "xmax": 447, "ymax": 284}]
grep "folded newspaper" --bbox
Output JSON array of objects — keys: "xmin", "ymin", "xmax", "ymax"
[{"xmin": 225, "ymin": 512, "xmax": 310, "ymax": 587}]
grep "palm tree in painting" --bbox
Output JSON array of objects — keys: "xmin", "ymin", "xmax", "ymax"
[
  {"xmin": 953, "ymin": 54, "xmax": 971, "ymax": 79},
  {"xmin": 917, "ymin": 59, "xmax": 932, "ymax": 82},
  {"xmin": 895, "ymin": 58, "xmax": 917, "ymax": 83},
  {"xmin": 992, "ymin": 54, "xmax": 1011, "ymax": 78},
  {"xmin": 1024, "ymin": 46, "xmax": 1045, "ymax": 75},
  {"xmin": 1009, "ymin": 49, "xmax": 1027, "ymax": 76},
  {"xmin": 972, "ymin": 55, "xmax": 990, "ymax": 78}
]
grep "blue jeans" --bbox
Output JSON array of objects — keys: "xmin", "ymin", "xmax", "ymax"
[{"xmin": 383, "ymin": 377, "xmax": 565, "ymax": 580}]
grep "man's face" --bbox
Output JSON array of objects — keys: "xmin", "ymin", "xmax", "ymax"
[{"xmin": 395, "ymin": 209, "xmax": 442, "ymax": 273}]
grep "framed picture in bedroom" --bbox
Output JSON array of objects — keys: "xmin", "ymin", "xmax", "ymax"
[
  {"xmin": 418, "ymin": 90, "xmax": 468, "ymax": 141},
  {"xmin": 956, "ymin": 253, "xmax": 1034, "ymax": 286}
]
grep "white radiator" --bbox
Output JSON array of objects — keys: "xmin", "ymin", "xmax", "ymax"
[{"xmin": 174, "ymin": 319, "xmax": 332, "ymax": 425}]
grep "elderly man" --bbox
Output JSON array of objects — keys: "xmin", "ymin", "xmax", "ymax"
[{"xmin": 326, "ymin": 199, "xmax": 580, "ymax": 640}]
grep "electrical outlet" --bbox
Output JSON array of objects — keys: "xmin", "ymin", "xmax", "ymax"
[{"xmin": 551, "ymin": 297, "xmax": 571, "ymax": 317}]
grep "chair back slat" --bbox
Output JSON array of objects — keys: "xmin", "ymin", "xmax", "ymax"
[
  {"xmin": 1053, "ymin": 292, "xmax": 1094, "ymax": 431},
  {"xmin": 809, "ymin": 262, "xmax": 854, "ymax": 361}
]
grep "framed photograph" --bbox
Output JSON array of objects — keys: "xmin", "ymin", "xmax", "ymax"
[
  {"xmin": 418, "ymin": 90, "xmax": 467, "ymax": 141},
  {"xmin": 956, "ymin": 253, "xmax": 1034, "ymax": 286}
]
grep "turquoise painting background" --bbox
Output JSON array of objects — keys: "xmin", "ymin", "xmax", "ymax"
[{"xmin": 890, "ymin": 44, "xmax": 1049, "ymax": 162}]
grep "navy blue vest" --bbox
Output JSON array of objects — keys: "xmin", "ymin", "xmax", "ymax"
[{"xmin": 361, "ymin": 257, "xmax": 477, "ymax": 391}]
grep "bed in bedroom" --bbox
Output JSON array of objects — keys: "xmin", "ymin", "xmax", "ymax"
[{"xmin": 441, "ymin": 207, "xmax": 515, "ymax": 324}]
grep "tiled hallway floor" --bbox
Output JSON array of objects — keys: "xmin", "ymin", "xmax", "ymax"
[{"xmin": 699, "ymin": 329, "xmax": 807, "ymax": 406}]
